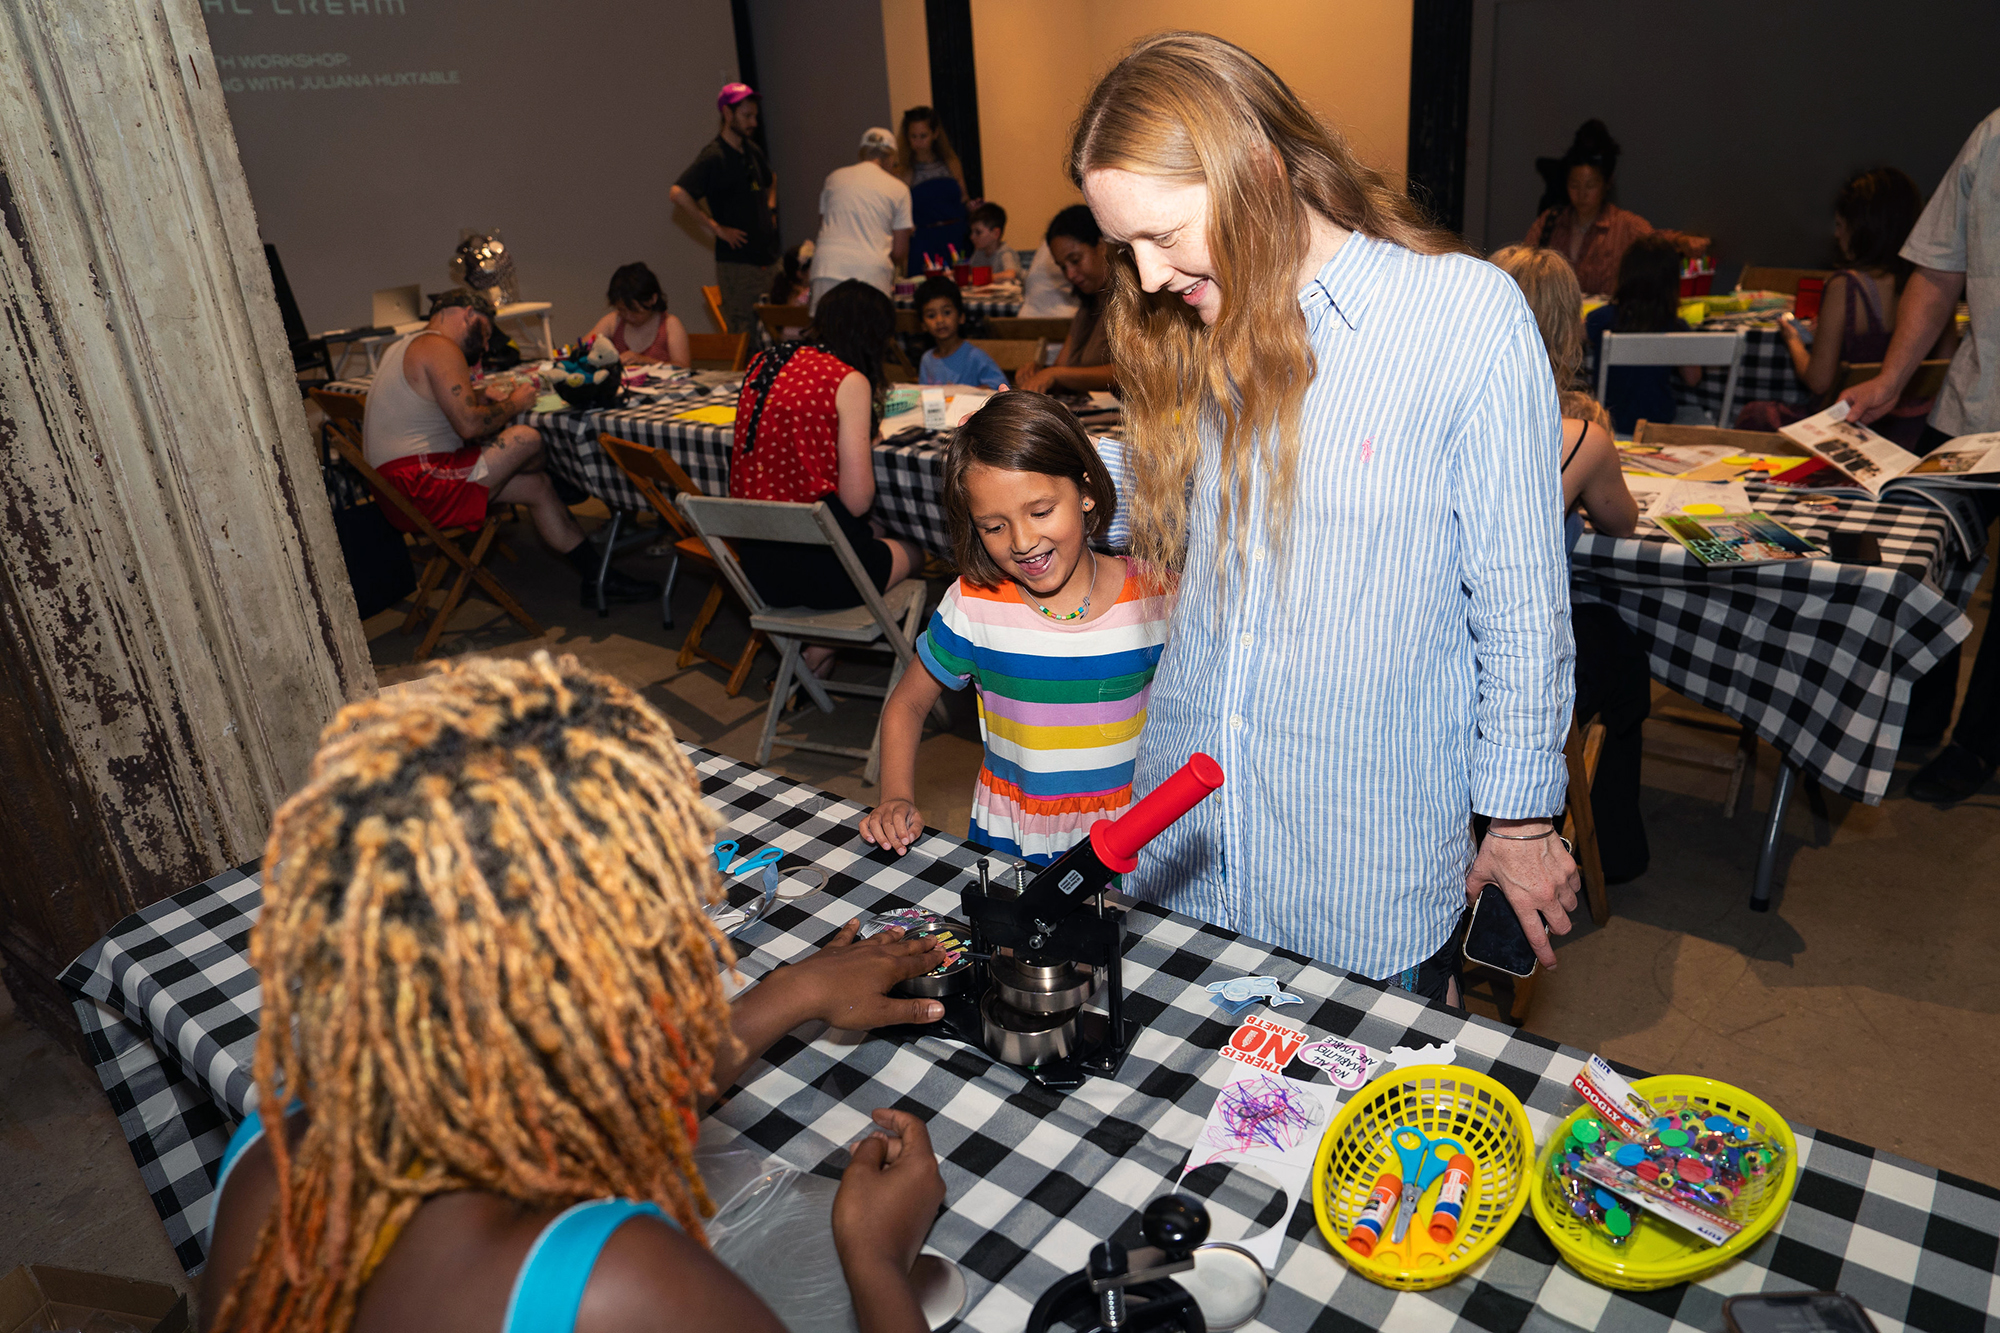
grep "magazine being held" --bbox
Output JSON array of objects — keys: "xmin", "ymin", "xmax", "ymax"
[{"xmin": 1777, "ymin": 406, "xmax": 1999, "ymax": 558}]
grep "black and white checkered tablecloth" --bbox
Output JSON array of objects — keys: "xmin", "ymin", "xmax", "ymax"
[
  {"xmin": 59, "ymin": 748, "xmax": 2000, "ymax": 1330},
  {"xmin": 1572, "ymin": 483, "xmax": 1981, "ymax": 804},
  {"xmin": 898, "ymin": 294, "xmax": 1022, "ymax": 322},
  {"xmin": 323, "ymin": 374, "xmax": 957, "ymax": 557}
]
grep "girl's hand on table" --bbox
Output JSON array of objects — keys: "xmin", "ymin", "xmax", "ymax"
[
  {"xmin": 1465, "ymin": 823, "xmax": 1580, "ymax": 969},
  {"xmin": 834, "ymin": 1109, "xmax": 946, "ymax": 1294},
  {"xmin": 785, "ymin": 920, "xmax": 948, "ymax": 1028},
  {"xmin": 861, "ymin": 798, "xmax": 924, "ymax": 855}
]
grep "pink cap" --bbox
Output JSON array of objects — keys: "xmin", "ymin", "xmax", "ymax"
[{"xmin": 717, "ymin": 82, "xmax": 758, "ymax": 110}]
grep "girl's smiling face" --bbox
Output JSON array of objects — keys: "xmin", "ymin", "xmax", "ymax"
[
  {"xmin": 962, "ymin": 464, "xmax": 1093, "ymax": 600},
  {"xmin": 1082, "ymin": 169, "xmax": 1221, "ymax": 324}
]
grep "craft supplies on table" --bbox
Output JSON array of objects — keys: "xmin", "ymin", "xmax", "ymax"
[
  {"xmin": 1532, "ymin": 1062, "xmax": 1799, "ymax": 1292},
  {"xmin": 1312, "ymin": 1065, "xmax": 1534, "ymax": 1290}
]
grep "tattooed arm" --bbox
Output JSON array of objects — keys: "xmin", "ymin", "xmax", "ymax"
[{"xmin": 408, "ymin": 332, "xmax": 537, "ymax": 440}]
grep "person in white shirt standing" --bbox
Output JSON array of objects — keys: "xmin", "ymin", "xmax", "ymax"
[
  {"xmin": 811, "ymin": 128, "xmax": 913, "ymax": 310},
  {"xmin": 1845, "ymin": 108, "xmax": 2000, "ymax": 803}
]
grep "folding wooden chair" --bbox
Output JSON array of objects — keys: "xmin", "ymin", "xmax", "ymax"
[
  {"xmin": 985, "ymin": 316, "xmax": 1074, "ymax": 343},
  {"xmin": 1630, "ymin": 420, "xmax": 1796, "ymax": 454},
  {"xmin": 1834, "ymin": 359, "xmax": 1953, "ymax": 405},
  {"xmin": 703, "ymin": 284, "xmax": 728, "ymax": 333},
  {"xmin": 676, "ymin": 495, "xmax": 926, "ymax": 784},
  {"xmin": 308, "ymin": 388, "xmax": 542, "ymax": 661},
  {"xmin": 1563, "ymin": 715, "xmax": 1611, "ymax": 928},
  {"xmin": 755, "ymin": 302, "xmax": 814, "ymax": 346},
  {"xmin": 1735, "ymin": 266, "xmax": 1831, "ymax": 297},
  {"xmin": 688, "ymin": 332, "xmax": 749, "ymax": 372},
  {"xmin": 599, "ymin": 434, "xmax": 765, "ymax": 695},
  {"xmin": 1598, "ymin": 330, "xmax": 1747, "ymax": 425},
  {"xmin": 967, "ymin": 339, "xmax": 1046, "ymax": 382}
]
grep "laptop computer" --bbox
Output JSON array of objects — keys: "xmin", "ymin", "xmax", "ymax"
[{"xmin": 371, "ymin": 283, "xmax": 423, "ymax": 328}]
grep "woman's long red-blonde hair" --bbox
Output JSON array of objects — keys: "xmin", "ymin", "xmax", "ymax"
[{"xmin": 1069, "ymin": 31, "xmax": 1467, "ymax": 575}]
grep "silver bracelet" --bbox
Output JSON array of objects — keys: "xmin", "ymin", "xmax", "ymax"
[{"xmin": 1485, "ymin": 826, "xmax": 1557, "ymax": 841}]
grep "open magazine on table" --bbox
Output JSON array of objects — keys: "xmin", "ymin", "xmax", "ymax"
[{"xmin": 1776, "ymin": 404, "xmax": 1999, "ymax": 558}]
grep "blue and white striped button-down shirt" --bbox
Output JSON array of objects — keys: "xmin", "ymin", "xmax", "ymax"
[{"xmin": 1117, "ymin": 234, "xmax": 1574, "ymax": 980}]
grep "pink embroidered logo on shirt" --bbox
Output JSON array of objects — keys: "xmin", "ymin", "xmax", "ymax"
[{"xmin": 1360, "ymin": 437, "xmax": 1374, "ymax": 462}]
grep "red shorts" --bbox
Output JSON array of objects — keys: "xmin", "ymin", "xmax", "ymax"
[{"xmin": 374, "ymin": 446, "xmax": 491, "ymax": 533}]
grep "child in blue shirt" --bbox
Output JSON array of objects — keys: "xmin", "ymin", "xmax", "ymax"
[{"xmin": 916, "ymin": 275, "xmax": 1009, "ymax": 389}]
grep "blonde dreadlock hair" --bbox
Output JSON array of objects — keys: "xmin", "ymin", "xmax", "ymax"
[{"xmin": 213, "ymin": 652, "xmax": 734, "ymax": 1333}]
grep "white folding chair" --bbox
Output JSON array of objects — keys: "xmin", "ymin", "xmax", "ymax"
[
  {"xmin": 675, "ymin": 495, "xmax": 926, "ymax": 784},
  {"xmin": 1597, "ymin": 330, "xmax": 1746, "ymax": 426}
]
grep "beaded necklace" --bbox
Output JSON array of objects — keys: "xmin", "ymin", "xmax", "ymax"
[{"xmin": 1028, "ymin": 551, "xmax": 1097, "ymax": 622}]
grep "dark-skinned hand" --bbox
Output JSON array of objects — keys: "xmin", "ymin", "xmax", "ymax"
[{"xmin": 784, "ymin": 920, "xmax": 950, "ymax": 1028}]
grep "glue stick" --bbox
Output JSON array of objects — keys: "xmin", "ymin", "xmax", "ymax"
[
  {"xmin": 1347, "ymin": 1173, "xmax": 1401, "ymax": 1256},
  {"xmin": 1428, "ymin": 1155, "xmax": 1475, "ymax": 1244}
]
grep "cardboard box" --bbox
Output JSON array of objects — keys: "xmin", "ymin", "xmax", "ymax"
[{"xmin": 0, "ymin": 1266, "xmax": 189, "ymax": 1333}]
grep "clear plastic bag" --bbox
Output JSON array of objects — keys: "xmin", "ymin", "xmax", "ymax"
[{"xmin": 699, "ymin": 1144, "xmax": 859, "ymax": 1333}]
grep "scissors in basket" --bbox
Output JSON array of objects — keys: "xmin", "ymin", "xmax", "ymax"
[
  {"xmin": 713, "ymin": 839, "xmax": 786, "ymax": 878},
  {"xmin": 1387, "ymin": 1125, "xmax": 1469, "ymax": 1246}
]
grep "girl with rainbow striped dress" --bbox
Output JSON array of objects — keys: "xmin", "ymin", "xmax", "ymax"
[{"xmin": 860, "ymin": 392, "xmax": 1170, "ymax": 865}]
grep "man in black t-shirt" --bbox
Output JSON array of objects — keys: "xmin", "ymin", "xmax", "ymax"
[{"xmin": 671, "ymin": 82, "xmax": 780, "ymax": 338}]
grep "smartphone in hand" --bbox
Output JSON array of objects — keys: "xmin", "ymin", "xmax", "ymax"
[{"xmin": 1462, "ymin": 884, "xmax": 1538, "ymax": 978}]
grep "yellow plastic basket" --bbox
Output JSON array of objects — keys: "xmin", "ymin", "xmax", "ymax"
[
  {"xmin": 1531, "ymin": 1074, "xmax": 1799, "ymax": 1291},
  {"xmin": 1311, "ymin": 1065, "xmax": 1534, "ymax": 1290}
]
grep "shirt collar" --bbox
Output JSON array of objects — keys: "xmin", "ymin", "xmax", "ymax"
[{"xmin": 1298, "ymin": 231, "xmax": 1389, "ymax": 333}]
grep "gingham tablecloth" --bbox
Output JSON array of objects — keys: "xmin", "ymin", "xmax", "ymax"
[
  {"xmin": 59, "ymin": 748, "xmax": 2000, "ymax": 1330},
  {"xmin": 898, "ymin": 293, "xmax": 1022, "ymax": 321},
  {"xmin": 1572, "ymin": 483, "xmax": 1980, "ymax": 803},
  {"xmin": 323, "ymin": 374, "xmax": 957, "ymax": 557}
]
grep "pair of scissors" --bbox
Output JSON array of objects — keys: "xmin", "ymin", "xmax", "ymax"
[
  {"xmin": 713, "ymin": 839, "xmax": 785, "ymax": 878},
  {"xmin": 1387, "ymin": 1125, "xmax": 1469, "ymax": 1245}
]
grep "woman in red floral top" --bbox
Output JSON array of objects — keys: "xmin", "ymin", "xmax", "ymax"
[{"xmin": 729, "ymin": 280, "xmax": 920, "ymax": 668}]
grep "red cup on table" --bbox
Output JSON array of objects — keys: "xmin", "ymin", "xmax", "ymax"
[
  {"xmin": 1794, "ymin": 277, "xmax": 1824, "ymax": 321},
  {"xmin": 970, "ymin": 265, "xmax": 991, "ymax": 286},
  {"xmin": 952, "ymin": 264, "xmax": 971, "ymax": 286}
]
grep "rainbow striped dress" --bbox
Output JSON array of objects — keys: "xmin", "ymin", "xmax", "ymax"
[{"xmin": 916, "ymin": 561, "xmax": 1170, "ymax": 865}]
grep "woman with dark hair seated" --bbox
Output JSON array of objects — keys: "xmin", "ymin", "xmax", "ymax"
[
  {"xmin": 728, "ymin": 279, "xmax": 922, "ymax": 670},
  {"xmin": 586, "ymin": 262, "xmax": 691, "ymax": 367},
  {"xmin": 1014, "ymin": 205, "xmax": 1116, "ymax": 395},
  {"xmin": 1739, "ymin": 168, "xmax": 1943, "ymax": 447},
  {"xmin": 1584, "ymin": 234, "xmax": 1704, "ymax": 433}
]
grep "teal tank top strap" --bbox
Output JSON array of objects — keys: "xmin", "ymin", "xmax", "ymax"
[
  {"xmin": 502, "ymin": 1199, "xmax": 674, "ymax": 1333},
  {"xmin": 207, "ymin": 1107, "xmax": 268, "ymax": 1243}
]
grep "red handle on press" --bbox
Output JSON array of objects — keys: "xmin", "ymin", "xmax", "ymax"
[{"xmin": 1089, "ymin": 753, "xmax": 1225, "ymax": 873}]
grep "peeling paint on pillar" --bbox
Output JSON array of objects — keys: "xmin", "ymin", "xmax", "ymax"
[{"xmin": 0, "ymin": 0, "xmax": 374, "ymax": 1027}]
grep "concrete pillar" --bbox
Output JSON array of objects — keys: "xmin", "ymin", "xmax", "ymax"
[{"xmin": 0, "ymin": 0, "xmax": 374, "ymax": 1035}]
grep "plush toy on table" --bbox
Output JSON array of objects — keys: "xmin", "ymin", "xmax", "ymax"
[{"xmin": 546, "ymin": 334, "xmax": 624, "ymax": 409}]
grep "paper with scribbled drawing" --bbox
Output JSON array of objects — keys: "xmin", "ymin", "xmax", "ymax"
[{"xmin": 1181, "ymin": 1019, "xmax": 1336, "ymax": 1270}]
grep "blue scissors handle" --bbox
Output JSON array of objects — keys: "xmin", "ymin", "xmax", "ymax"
[
  {"xmin": 712, "ymin": 840, "xmax": 785, "ymax": 877},
  {"xmin": 1389, "ymin": 1126, "xmax": 1469, "ymax": 1242}
]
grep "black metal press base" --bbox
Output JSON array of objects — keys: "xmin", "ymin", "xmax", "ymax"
[{"xmin": 879, "ymin": 998, "xmax": 1136, "ymax": 1091}]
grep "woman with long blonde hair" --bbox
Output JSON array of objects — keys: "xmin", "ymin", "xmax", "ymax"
[
  {"xmin": 198, "ymin": 654, "xmax": 951, "ymax": 1333},
  {"xmin": 1072, "ymin": 32, "xmax": 1580, "ymax": 995}
]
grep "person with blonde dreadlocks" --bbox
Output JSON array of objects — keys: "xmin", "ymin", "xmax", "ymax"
[{"xmin": 198, "ymin": 653, "xmax": 951, "ymax": 1333}]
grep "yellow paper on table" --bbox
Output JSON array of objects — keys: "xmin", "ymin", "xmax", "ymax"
[
  {"xmin": 532, "ymin": 392, "xmax": 567, "ymax": 414},
  {"xmin": 671, "ymin": 404, "xmax": 738, "ymax": 426}
]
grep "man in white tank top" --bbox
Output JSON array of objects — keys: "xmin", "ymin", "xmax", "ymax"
[{"xmin": 361, "ymin": 290, "xmax": 659, "ymax": 605}]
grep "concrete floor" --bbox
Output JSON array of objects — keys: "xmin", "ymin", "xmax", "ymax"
[{"xmin": 6, "ymin": 501, "xmax": 1995, "ymax": 1307}]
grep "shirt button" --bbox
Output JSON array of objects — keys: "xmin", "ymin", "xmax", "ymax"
[
  {"xmin": 1230, "ymin": 715, "xmax": 1244, "ymax": 731},
  {"xmin": 1239, "ymin": 632, "xmax": 1253, "ymax": 648}
]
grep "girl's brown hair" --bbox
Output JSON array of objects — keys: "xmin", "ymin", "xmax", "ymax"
[
  {"xmin": 944, "ymin": 391, "xmax": 1116, "ymax": 588},
  {"xmin": 1068, "ymin": 31, "xmax": 1468, "ymax": 576},
  {"xmin": 212, "ymin": 653, "xmax": 734, "ymax": 1333},
  {"xmin": 896, "ymin": 105, "xmax": 965, "ymax": 185}
]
